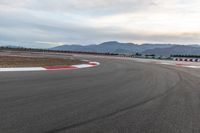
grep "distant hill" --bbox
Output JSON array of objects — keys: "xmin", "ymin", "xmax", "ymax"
[
  {"xmin": 143, "ymin": 45, "xmax": 200, "ymax": 56},
  {"xmin": 3, "ymin": 40, "xmax": 199, "ymax": 56},
  {"xmin": 51, "ymin": 41, "xmax": 173, "ymax": 54}
]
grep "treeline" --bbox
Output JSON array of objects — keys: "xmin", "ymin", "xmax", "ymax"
[
  {"xmin": 171, "ymin": 55, "xmax": 200, "ymax": 58},
  {"xmin": 0, "ymin": 46, "xmax": 119, "ymax": 56}
]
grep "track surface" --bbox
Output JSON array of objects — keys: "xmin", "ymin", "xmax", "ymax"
[{"xmin": 1, "ymin": 56, "xmax": 200, "ymax": 133}]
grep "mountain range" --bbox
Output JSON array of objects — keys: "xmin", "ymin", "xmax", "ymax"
[
  {"xmin": 51, "ymin": 41, "xmax": 200, "ymax": 56},
  {"xmin": 143, "ymin": 45, "xmax": 200, "ymax": 56}
]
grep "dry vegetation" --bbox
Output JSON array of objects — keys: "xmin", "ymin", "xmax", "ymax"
[{"xmin": 0, "ymin": 56, "xmax": 84, "ymax": 67}]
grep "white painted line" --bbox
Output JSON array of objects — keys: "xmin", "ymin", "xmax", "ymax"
[
  {"xmin": 185, "ymin": 66, "xmax": 200, "ymax": 69},
  {"xmin": 89, "ymin": 62, "xmax": 100, "ymax": 65},
  {"xmin": 72, "ymin": 64, "xmax": 94, "ymax": 68},
  {"xmin": 0, "ymin": 67, "xmax": 46, "ymax": 72}
]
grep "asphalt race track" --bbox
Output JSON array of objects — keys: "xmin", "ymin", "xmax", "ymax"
[{"xmin": 1, "ymin": 56, "xmax": 200, "ymax": 133}]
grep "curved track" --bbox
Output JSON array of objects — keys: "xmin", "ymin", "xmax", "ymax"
[{"xmin": 1, "ymin": 56, "xmax": 200, "ymax": 133}]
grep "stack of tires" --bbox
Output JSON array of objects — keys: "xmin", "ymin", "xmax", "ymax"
[{"xmin": 173, "ymin": 58, "xmax": 200, "ymax": 62}]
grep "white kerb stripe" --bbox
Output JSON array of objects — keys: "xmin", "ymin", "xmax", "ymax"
[
  {"xmin": 89, "ymin": 62, "xmax": 100, "ymax": 65},
  {"xmin": 72, "ymin": 64, "xmax": 94, "ymax": 68},
  {"xmin": 0, "ymin": 67, "xmax": 46, "ymax": 72},
  {"xmin": 185, "ymin": 66, "xmax": 200, "ymax": 69}
]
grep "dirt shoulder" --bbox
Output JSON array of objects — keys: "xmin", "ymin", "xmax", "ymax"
[{"xmin": 0, "ymin": 56, "xmax": 84, "ymax": 68}]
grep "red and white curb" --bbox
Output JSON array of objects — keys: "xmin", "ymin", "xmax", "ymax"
[
  {"xmin": 133, "ymin": 58, "xmax": 200, "ymax": 69},
  {"xmin": 0, "ymin": 61, "xmax": 100, "ymax": 72},
  {"xmin": 146, "ymin": 61, "xmax": 200, "ymax": 69}
]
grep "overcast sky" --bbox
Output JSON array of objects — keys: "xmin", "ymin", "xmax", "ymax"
[{"xmin": 0, "ymin": 0, "xmax": 200, "ymax": 48}]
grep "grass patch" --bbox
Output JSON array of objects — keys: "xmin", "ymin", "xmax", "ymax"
[{"xmin": 0, "ymin": 56, "xmax": 84, "ymax": 67}]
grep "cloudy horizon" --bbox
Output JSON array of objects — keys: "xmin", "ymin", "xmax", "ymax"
[{"xmin": 0, "ymin": 0, "xmax": 200, "ymax": 48}]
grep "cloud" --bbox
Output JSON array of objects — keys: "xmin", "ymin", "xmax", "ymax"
[
  {"xmin": 0, "ymin": 0, "xmax": 200, "ymax": 48},
  {"xmin": 0, "ymin": 0, "xmax": 156, "ymax": 15}
]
